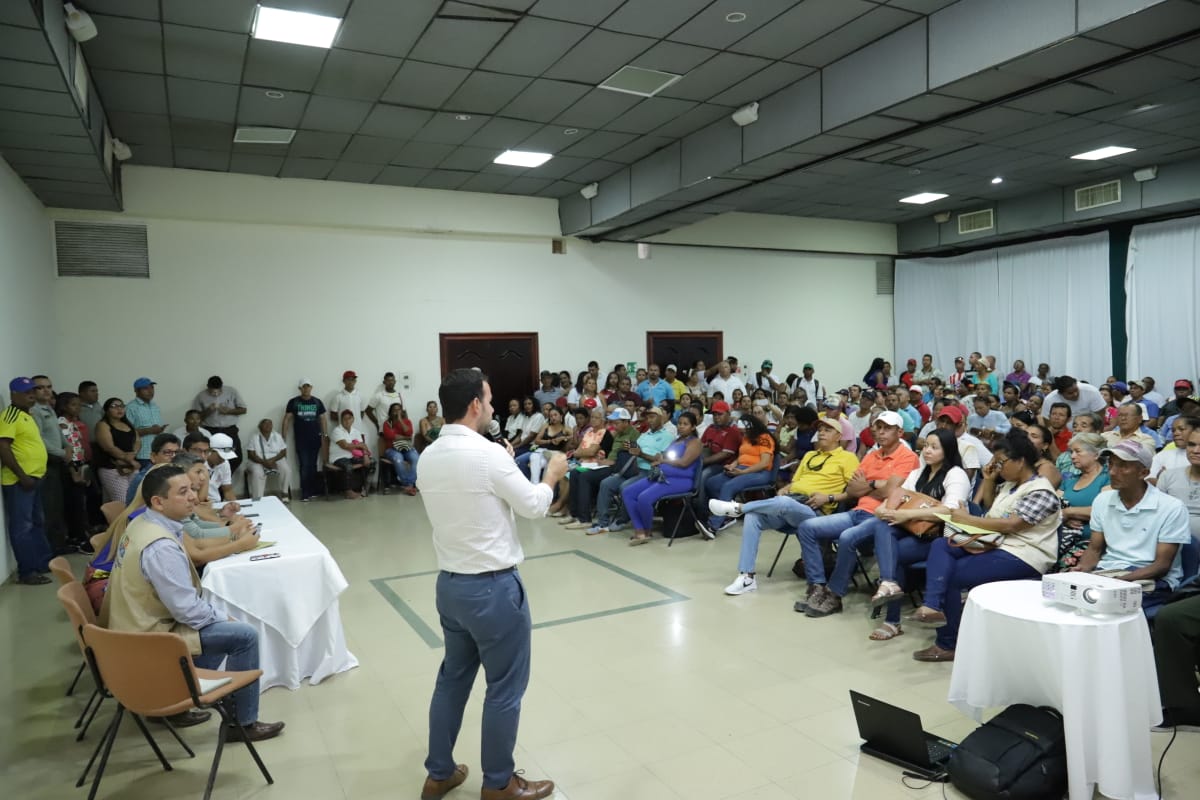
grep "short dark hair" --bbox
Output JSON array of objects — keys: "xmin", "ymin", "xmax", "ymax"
[
  {"xmin": 1049, "ymin": 402, "xmax": 1072, "ymax": 418},
  {"xmin": 183, "ymin": 432, "xmax": 211, "ymax": 450},
  {"xmin": 1054, "ymin": 375, "xmax": 1077, "ymax": 392},
  {"xmin": 142, "ymin": 464, "xmax": 187, "ymax": 505},
  {"xmin": 677, "ymin": 411, "xmax": 698, "ymax": 429},
  {"xmin": 207, "ymin": 375, "xmax": 223, "ymax": 389},
  {"xmin": 151, "ymin": 433, "xmax": 180, "ymax": 453},
  {"xmin": 31, "ymin": 374, "xmax": 48, "ymax": 382},
  {"xmin": 587, "ymin": 360, "xmax": 598, "ymax": 369},
  {"xmin": 992, "ymin": 430, "xmax": 1041, "ymax": 470},
  {"xmin": 795, "ymin": 406, "xmax": 819, "ymax": 424},
  {"xmin": 78, "ymin": 380, "xmax": 96, "ymax": 393},
  {"xmin": 440, "ymin": 368, "xmax": 487, "ymax": 423}
]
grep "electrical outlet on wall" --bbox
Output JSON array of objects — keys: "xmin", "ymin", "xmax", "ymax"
[{"xmin": 401, "ymin": 373, "xmax": 412, "ymax": 391}]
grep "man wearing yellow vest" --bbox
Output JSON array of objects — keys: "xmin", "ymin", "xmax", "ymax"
[{"xmin": 100, "ymin": 464, "xmax": 284, "ymax": 741}]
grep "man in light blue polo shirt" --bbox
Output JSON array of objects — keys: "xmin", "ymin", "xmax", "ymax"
[
  {"xmin": 1074, "ymin": 440, "xmax": 1191, "ymax": 612},
  {"xmin": 636, "ymin": 364, "xmax": 675, "ymax": 407},
  {"xmin": 126, "ymin": 377, "xmax": 166, "ymax": 464}
]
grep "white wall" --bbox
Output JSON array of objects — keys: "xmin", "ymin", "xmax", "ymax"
[
  {"xmin": 0, "ymin": 156, "xmax": 57, "ymax": 579},
  {"xmin": 47, "ymin": 168, "xmax": 895, "ymax": 442}
]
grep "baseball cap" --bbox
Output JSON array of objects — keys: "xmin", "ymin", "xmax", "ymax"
[
  {"xmin": 710, "ymin": 400, "xmax": 731, "ymax": 414},
  {"xmin": 643, "ymin": 406, "xmax": 666, "ymax": 417},
  {"xmin": 665, "ymin": 363, "xmax": 677, "ymax": 372},
  {"xmin": 133, "ymin": 377, "xmax": 155, "ymax": 389},
  {"xmin": 762, "ymin": 359, "xmax": 773, "ymax": 369},
  {"xmin": 822, "ymin": 397, "xmax": 841, "ymax": 409},
  {"xmin": 937, "ymin": 405, "xmax": 965, "ymax": 425},
  {"xmin": 298, "ymin": 377, "xmax": 313, "ymax": 389},
  {"xmin": 1175, "ymin": 379, "xmax": 1194, "ymax": 390},
  {"xmin": 606, "ymin": 407, "xmax": 631, "ymax": 421},
  {"xmin": 815, "ymin": 416, "xmax": 841, "ymax": 433},
  {"xmin": 1110, "ymin": 381, "xmax": 1128, "ymax": 393},
  {"xmin": 908, "ymin": 385, "xmax": 923, "ymax": 394},
  {"xmin": 342, "ymin": 370, "xmax": 357, "ymax": 380},
  {"xmin": 1127, "ymin": 379, "xmax": 1144, "ymax": 389},
  {"xmin": 875, "ymin": 410, "xmax": 904, "ymax": 429},
  {"xmin": 209, "ymin": 433, "xmax": 236, "ymax": 461},
  {"xmin": 1101, "ymin": 439, "xmax": 1152, "ymax": 469},
  {"xmin": 582, "ymin": 397, "xmax": 598, "ymax": 409},
  {"xmin": 954, "ymin": 356, "xmax": 965, "ymax": 362},
  {"xmin": 555, "ymin": 396, "xmax": 569, "ymax": 408},
  {"xmin": 803, "ymin": 362, "xmax": 814, "ymax": 370},
  {"xmin": 8, "ymin": 377, "xmax": 35, "ymax": 393},
  {"xmin": 907, "ymin": 358, "xmax": 917, "ymax": 366}
]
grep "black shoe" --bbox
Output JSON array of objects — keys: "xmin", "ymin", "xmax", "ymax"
[
  {"xmin": 19, "ymin": 574, "xmax": 52, "ymax": 585},
  {"xmin": 75, "ymin": 540, "xmax": 95, "ymax": 555},
  {"xmin": 152, "ymin": 709, "xmax": 212, "ymax": 728},
  {"xmin": 226, "ymin": 720, "xmax": 285, "ymax": 742}
]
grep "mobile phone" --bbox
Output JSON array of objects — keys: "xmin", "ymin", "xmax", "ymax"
[{"xmin": 249, "ymin": 552, "xmax": 280, "ymax": 561}]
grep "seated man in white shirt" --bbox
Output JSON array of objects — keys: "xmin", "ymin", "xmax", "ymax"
[
  {"xmin": 174, "ymin": 409, "xmax": 211, "ymax": 446},
  {"xmin": 707, "ymin": 361, "xmax": 745, "ymax": 401},
  {"xmin": 1103, "ymin": 403, "xmax": 1158, "ymax": 452},
  {"xmin": 245, "ymin": 418, "xmax": 293, "ymax": 502},
  {"xmin": 1071, "ymin": 440, "xmax": 1191, "ymax": 612},
  {"xmin": 967, "ymin": 395, "xmax": 1011, "ymax": 438},
  {"xmin": 1042, "ymin": 375, "xmax": 1106, "ymax": 425},
  {"xmin": 183, "ymin": 431, "xmax": 236, "ymax": 503}
]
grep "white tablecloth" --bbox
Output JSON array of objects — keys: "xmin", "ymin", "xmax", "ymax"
[
  {"xmin": 948, "ymin": 580, "xmax": 1161, "ymax": 800},
  {"xmin": 201, "ymin": 496, "xmax": 358, "ymax": 691}
]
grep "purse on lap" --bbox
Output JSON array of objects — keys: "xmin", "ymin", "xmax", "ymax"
[{"xmin": 884, "ymin": 487, "xmax": 941, "ymax": 538}]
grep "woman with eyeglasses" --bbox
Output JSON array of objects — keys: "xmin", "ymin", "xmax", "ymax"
[
  {"xmin": 864, "ymin": 429, "xmax": 971, "ymax": 642},
  {"xmin": 907, "ymin": 430, "xmax": 1062, "ymax": 662},
  {"xmin": 93, "ymin": 397, "xmax": 140, "ymax": 503},
  {"xmin": 717, "ymin": 417, "xmax": 858, "ymax": 596}
]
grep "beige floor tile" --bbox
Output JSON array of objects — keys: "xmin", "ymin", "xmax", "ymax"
[
  {"xmin": 524, "ymin": 730, "xmax": 641, "ymax": 786},
  {"xmin": 562, "ymin": 765, "xmax": 684, "ymax": 800},
  {"xmin": 647, "ymin": 743, "xmax": 771, "ymax": 800}
]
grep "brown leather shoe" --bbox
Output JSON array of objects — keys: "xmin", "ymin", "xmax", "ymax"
[
  {"xmin": 480, "ymin": 773, "xmax": 554, "ymax": 800},
  {"xmin": 151, "ymin": 709, "xmax": 212, "ymax": 728},
  {"xmin": 912, "ymin": 644, "xmax": 955, "ymax": 662},
  {"xmin": 421, "ymin": 764, "xmax": 468, "ymax": 799},
  {"xmin": 226, "ymin": 720, "xmax": 285, "ymax": 742}
]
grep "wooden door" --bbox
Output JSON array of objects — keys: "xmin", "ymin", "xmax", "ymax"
[
  {"xmin": 646, "ymin": 331, "xmax": 723, "ymax": 379},
  {"xmin": 439, "ymin": 333, "xmax": 539, "ymax": 414}
]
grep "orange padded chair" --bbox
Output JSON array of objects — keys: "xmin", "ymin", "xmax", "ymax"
[{"xmin": 79, "ymin": 624, "xmax": 273, "ymax": 800}]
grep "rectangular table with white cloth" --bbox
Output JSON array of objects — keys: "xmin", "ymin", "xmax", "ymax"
[
  {"xmin": 201, "ymin": 496, "xmax": 358, "ymax": 691},
  {"xmin": 947, "ymin": 580, "xmax": 1161, "ymax": 800}
]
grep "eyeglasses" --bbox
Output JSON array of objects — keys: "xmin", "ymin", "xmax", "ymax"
[
  {"xmin": 159, "ymin": 448, "xmax": 181, "ymax": 457},
  {"xmin": 992, "ymin": 458, "xmax": 1009, "ymax": 469},
  {"xmin": 108, "ymin": 403, "xmax": 125, "ymax": 409}
]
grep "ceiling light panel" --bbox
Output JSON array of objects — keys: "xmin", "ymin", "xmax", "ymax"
[
  {"xmin": 253, "ymin": 5, "xmax": 341, "ymax": 49},
  {"xmin": 1070, "ymin": 146, "xmax": 1136, "ymax": 161},
  {"xmin": 494, "ymin": 150, "xmax": 553, "ymax": 168},
  {"xmin": 899, "ymin": 192, "xmax": 948, "ymax": 205}
]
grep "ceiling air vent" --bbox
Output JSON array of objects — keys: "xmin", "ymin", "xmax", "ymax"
[
  {"xmin": 598, "ymin": 65, "xmax": 683, "ymax": 98},
  {"xmin": 875, "ymin": 259, "xmax": 895, "ymax": 296},
  {"xmin": 234, "ymin": 126, "xmax": 296, "ymax": 145},
  {"xmin": 54, "ymin": 220, "xmax": 149, "ymax": 278},
  {"xmin": 958, "ymin": 208, "xmax": 994, "ymax": 235},
  {"xmin": 1075, "ymin": 180, "xmax": 1121, "ymax": 211}
]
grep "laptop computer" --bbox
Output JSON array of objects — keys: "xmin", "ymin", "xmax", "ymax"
[{"xmin": 849, "ymin": 690, "xmax": 957, "ymax": 780}]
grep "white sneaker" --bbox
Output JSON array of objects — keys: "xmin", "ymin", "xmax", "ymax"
[
  {"xmin": 724, "ymin": 574, "xmax": 757, "ymax": 595},
  {"xmin": 708, "ymin": 499, "xmax": 743, "ymax": 518}
]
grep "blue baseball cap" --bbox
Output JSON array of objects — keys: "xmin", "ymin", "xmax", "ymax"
[
  {"xmin": 8, "ymin": 377, "xmax": 35, "ymax": 393},
  {"xmin": 133, "ymin": 377, "xmax": 156, "ymax": 389}
]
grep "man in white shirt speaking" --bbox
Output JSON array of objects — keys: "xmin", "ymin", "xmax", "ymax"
[{"xmin": 417, "ymin": 368, "xmax": 568, "ymax": 800}]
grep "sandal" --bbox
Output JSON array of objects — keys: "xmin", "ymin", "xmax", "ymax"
[
  {"xmin": 869, "ymin": 580, "xmax": 905, "ymax": 608},
  {"xmin": 907, "ymin": 607, "xmax": 948, "ymax": 628},
  {"xmin": 868, "ymin": 622, "xmax": 903, "ymax": 641},
  {"xmin": 629, "ymin": 534, "xmax": 652, "ymax": 546}
]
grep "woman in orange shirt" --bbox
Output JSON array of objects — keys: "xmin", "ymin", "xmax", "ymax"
[{"xmin": 698, "ymin": 414, "xmax": 776, "ymax": 536}]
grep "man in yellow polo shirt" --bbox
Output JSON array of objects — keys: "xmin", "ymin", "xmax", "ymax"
[
  {"xmin": 0, "ymin": 377, "xmax": 53, "ymax": 585},
  {"xmin": 712, "ymin": 417, "xmax": 859, "ymax": 596}
]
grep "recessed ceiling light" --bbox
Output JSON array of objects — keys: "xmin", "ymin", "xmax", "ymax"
[
  {"xmin": 252, "ymin": 5, "xmax": 341, "ymax": 48},
  {"xmin": 899, "ymin": 192, "xmax": 948, "ymax": 205},
  {"xmin": 494, "ymin": 150, "xmax": 553, "ymax": 168},
  {"xmin": 725, "ymin": 11, "xmax": 747, "ymax": 23},
  {"xmin": 454, "ymin": 114, "xmax": 471, "ymax": 121},
  {"xmin": 1070, "ymin": 145, "xmax": 1136, "ymax": 161},
  {"xmin": 991, "ymin": 176, "xmax": 1003, "ymax": 185},
  {"xmin": 1131, "ymin": 103, "xmax": 1161, "ymax": 114},
  {"xmin": 264, "ymin": 90, "xmax": 284, "ymax": 99},
  {"xmin": 563, "ymin": 128, "xmax": 579, "ymax": 135}
]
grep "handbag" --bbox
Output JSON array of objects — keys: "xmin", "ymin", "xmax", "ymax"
[
  {"xmin": 884, "ymin": 487, "xmax": 941, "ymax": 538},
  {"xmin": 946, "ymin": 522, "xmax": 1003, "ymax": 553}
]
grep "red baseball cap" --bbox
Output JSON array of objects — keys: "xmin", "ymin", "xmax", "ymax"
[
  {"xmin": 342, "ymin": 370, "xmax": 357, "ymax": 380},
  {"xmin": 711, "ymin": 400, "xmax": 731, "ymax": 413},
  {"xmin": 937, "ymin": 405, "xmax": 965, "ymax": 425}
]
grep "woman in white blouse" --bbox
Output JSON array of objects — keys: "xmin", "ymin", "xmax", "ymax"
[{"xmin": 329, "ymin": 409, "xmax": 372, "ymax": 499}]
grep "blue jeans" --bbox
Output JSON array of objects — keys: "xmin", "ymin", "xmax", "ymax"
[
  {"xmin": 796, "ymin": 509, "xmax": 876, "ymax": 596},
  {"xmin": 869, "ymin": 518, "xmax": 933, "ymax": 624},
  {"xmin": 296, "ymin": 438, "xmax": 322, "ymax": 499},
  {"xmin": 595, "ymin": 469, "xmax": 647, "ymax": 527},
  {"xmin": 427, "ymin": 569, "xmax": 531, "ymax": 791},
  {"xmin": 2, "ymin": 481, "xmax": 52, "ymax": 578},
  {"xmin": 513, "ymin": 451, "xmax": 532, "ymax": 479},
  {"xmin": 736, "ymin": 495, "xmax": 817, "ymax": 574},
  {"xmin": 193, "ymin": 621, "xmax": 261, "ymax": 726},
  {"xmin": 568, "ymin": 466, "xmax": 611, "ymax": 523},
  {"xmin": 923, "ymin": 537, "xmax": 1039, "ymax": 650},
  {"xmin": 705, "ymin": 469, "xmax": 772, "ymax": 527},
  {"xmin": 693, "ymin": 463, "xmax": 728, "ymax": 512},
  {"xmin": 385, "ymin": 448, "xmax": 419, "ymax": 486},
  {"xmin": 622, "ymin": 475, "xmax": 692, "ymax": 531}
]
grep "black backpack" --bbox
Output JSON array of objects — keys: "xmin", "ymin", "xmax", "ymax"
[{"xmin": 947, "ymin": 704, "xmax": 1068, "ymax": 800}]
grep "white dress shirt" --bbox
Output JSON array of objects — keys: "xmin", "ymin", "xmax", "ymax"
[
  {"xmin": 417, "ymin": 423, "xmax": 553, "ymax": 574},
  {"xmin": 247, "ymin": 430, "xmax": 287, "ymax": 460}
]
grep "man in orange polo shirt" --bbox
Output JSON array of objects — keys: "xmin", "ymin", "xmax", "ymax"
[{"xmin": 796, "ymin": 411, "xmax": 920, "ymax": 618}]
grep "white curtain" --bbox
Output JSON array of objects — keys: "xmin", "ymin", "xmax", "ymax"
[
  {"xmin": 1126, "ymin": 216, "xmax": 1200, "ymax": 386},
  {"xmin": 895, "ymin": 232, "xmax": 1112, "ymax": 384}
]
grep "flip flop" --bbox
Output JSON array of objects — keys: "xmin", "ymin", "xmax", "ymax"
[
  {"xmin": 629, "ymin": 535, "xmax": 652, "ymax": 546},
  {"xmin": 868, "ymin": 623, "xmax": 904, "ymax": 641}
]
